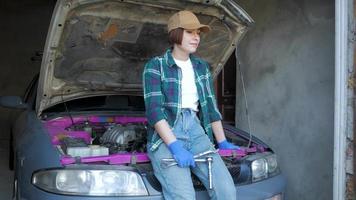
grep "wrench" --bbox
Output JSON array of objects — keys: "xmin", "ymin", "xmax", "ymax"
[
  {"xmin": 206, "ymin": 156, "xmax": 213, "ymax": 190},
  {"xmin": 161, "ymin": 149, "xmax": 218, "ymax": 167},
  {"xmin": 161, "ymin": 150, "xmax": 216, "ymax": 189}
]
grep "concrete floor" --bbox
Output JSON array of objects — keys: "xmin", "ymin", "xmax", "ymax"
[{"xmin": 0, "ymin": 139, "xmax": 14, "ymax": 200}]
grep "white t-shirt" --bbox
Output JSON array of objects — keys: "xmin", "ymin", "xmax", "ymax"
[{"xmin": 174, "ymin": 58, "xmax": 199, "ymax": 111}]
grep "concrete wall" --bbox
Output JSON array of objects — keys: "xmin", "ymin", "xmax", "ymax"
[{"xmin": 235, "ymin": 0, "xmax": 334, "ymax": 199}]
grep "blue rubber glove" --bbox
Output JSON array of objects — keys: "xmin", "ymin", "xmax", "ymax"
[
  {"xmin": 218, "ymin": 139, "xmax": 240, "ymax": 150},
  {"xmin": 168, "ymin": 140, "xmax": 196, "ymax": 168}
]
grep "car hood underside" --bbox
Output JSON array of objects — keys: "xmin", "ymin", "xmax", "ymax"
[{"xmin": 37, "ymin": 0, "xmax": 253, "ymax": 115}]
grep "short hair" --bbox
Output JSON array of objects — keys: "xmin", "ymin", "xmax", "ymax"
[{"xmin": 168, "ymin": 28, "xmax": 184, "ymax": 45}]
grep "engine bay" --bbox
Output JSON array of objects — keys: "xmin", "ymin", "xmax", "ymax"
[
  {"xmin": 44, "ymin": 114, "xmax": 265, "ymax": 167},
  {"xmin": 45, "ymin": 115, "xmax": 148, "ymax": 159},
  {"xmin": 66, "ymin": 120, "xmax": 147, "ymax": 154}
]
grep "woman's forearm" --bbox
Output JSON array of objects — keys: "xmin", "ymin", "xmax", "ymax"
[
  {"xmin": 211, "ymin": 120, "xmax": 227, "ymax": 143},
  {"xmin": 154, "ymin": 119, "xmax": 177, "ymax": 145}
]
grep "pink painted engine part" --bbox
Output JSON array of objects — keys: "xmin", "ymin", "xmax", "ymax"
[
  {"xmin": 44, "ymin": 115, "xmax": 149, "ymax": 164},
  {"xmin": 44, "ymin": 115, "xmax": 263, "ymax": 166}
]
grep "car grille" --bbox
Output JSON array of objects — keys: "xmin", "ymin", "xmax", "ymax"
[
  {"xmin": 137, "ymin": 163, "xmax": 241, "ymax": 192},
  {"xmin": 192, "ymin": 164, "xmax": 241, "ymax": 190},
  {"xmin": 228, "ymin": 164, "xmax": 242, "ymax": 183}
]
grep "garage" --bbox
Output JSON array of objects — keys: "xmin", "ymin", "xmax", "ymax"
[{"xmin": 0, "ymin": 0, "xmax": 352, "ymax": 199}]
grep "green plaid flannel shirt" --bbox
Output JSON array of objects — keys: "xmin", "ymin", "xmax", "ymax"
[{"xmin": 143, "ymin": 48, "xmax": 222, "ymax": 151}]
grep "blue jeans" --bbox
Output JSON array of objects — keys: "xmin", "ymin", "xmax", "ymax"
[{"xmin": 148, "ymin": 109, "xmax": 236, "ymax": 200}]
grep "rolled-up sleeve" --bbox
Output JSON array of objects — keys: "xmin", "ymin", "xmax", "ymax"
[
  {"xmin": 204, "ymin": 63, "xmax": 222, "ymax": 122},
  {"xmin": 143, "ymin": 58, "xmax": 166, "ymax": 126}
]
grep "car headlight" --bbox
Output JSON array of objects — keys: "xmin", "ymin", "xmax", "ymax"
[
  {"xmin": 251, "ymin": 158, "xmax": 268, "ymax": 181},
  {"xmin": 266, "ymin": 154, "xmax": 278, "ymax": 174},
  {"xmin": 32, "ymin": 169, "xmax": 148, "ymax": 196},
  {"xmin": 265, "ymin": 193, "xmax": 283, "ymax": 200},
  {"xmin": 250, "ymin": 153, "xmax": 279, "ymax": 182}
]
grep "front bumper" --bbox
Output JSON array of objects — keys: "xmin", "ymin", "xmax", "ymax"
[
  {"xmin": 22, "ymin": 174, "xmax": 286, "ymax": 200},
  {"xmin": 236, "ymin": 174, "xmax": 286, "ymax": 200},
  {"xmin": 196, "ymin": 174, "xmax": 286, "ymax": 200}
]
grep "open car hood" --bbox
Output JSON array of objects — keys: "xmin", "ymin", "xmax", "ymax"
[{"xmin": 36, "ymin": 0, "xmax": 253, "ymax": 116}]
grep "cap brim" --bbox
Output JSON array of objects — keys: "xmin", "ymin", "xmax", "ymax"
[
  {"xmin": 182, "ymin": 24, "xmax": 211, "ymax": 33},
  {"xmin": 198, "ymin": 25, "xmax": 211, "ymax": 33}
]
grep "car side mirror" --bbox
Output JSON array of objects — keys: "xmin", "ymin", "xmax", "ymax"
[{"xmin": 0, "ymin": 96, "xmax": 28, "ymax": 109}]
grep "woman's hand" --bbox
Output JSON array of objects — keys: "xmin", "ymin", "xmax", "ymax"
[
  {"xmin": 168, "ymin": 140, "xmax": 196, "ymax": 168},
  {"xmin": 218, "ymin": 139, "xmax": 240, "ymax": 150},
  {"xmin": 211, "ymin": 121, "xmax": 240, "ymax": 149}
]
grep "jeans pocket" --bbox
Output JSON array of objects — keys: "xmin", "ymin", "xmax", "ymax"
[{"xmin": 175, "ymin": 135, "xmax": 189, "ymax": 141}]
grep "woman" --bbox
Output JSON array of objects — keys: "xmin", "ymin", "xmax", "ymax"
[{"xmin": 143, "ymin": 10, "xmax": 239, "ymax": 200}]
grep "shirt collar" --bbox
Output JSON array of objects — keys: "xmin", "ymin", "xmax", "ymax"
[{"xmin": 164, "ymin": 48, "xmax": 202, "ymax": 68}]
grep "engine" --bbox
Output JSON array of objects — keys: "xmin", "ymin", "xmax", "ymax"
[
  {"xmin": 100, "ymin": 124, "xmax": 147, "ymax": 153},
  {"xmin": 63, "ymin": 120, "xmax": 147, "ymax": 155}
]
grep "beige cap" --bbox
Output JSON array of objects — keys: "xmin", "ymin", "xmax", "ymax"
[{"xmin": 167, "ymin": 10, "xmax": 211, "ymax": 33}]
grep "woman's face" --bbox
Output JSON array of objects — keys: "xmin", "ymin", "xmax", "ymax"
[{"xmin": 177, "ymin": 29, "xmax": 201, "ymax": 54}]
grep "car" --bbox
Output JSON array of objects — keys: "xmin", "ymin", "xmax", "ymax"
[{"xmin": 0, "ymin": 0, "xmax": 286, "ymax": 199}]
